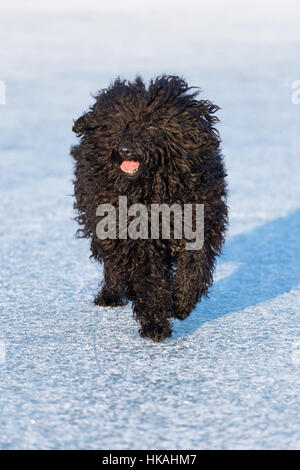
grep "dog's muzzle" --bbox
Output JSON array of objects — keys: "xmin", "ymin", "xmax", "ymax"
[{"xmin": 118, "ymin": 144, "xmax": 140, "ymax": 175}]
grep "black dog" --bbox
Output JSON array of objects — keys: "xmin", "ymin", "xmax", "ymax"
[{"xmin": 71, "ymin": 75, "xmax": 227, "ymax": 341}]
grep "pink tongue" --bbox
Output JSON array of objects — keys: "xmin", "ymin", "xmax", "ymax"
[{"xmin": 120, "ymin": 160, "xmax": 140, "ymax": 173}]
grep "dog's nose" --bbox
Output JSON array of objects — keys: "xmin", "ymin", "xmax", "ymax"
[{"xmin": 118, "ymin": 145, "xmax": 133, "ymax": 159}]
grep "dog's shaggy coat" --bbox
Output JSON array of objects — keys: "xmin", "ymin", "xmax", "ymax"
[{"xmin": 71, "ymin": 75, "xmax": 227, "ymax": 341}]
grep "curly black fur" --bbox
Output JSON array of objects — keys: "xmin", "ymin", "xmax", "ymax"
[{"xmin": 71, "ymin": 75, "xmax": 228, "ymax": 342}]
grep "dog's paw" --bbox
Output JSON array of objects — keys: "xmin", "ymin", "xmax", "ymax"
[
  {"xmin": 94, "ymin": 289, "xmax": 128, "ymax": 307},
  {"xmin": 172, "ymin": 295, "xmax": 192, "ymax": 320},
  {"xmin": 139, "ymin": 321, "xmax": 172, "ymax": 342},
  {"xmin": 173, "ymin": 309, "xmax": 190, "ymax": 320}
]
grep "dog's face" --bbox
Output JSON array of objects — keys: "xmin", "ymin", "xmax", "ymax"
[
  {"xmin": 72, "ymin": 76, "xmax": 220, "ymax": 186},
  {"xmin": 109, "ymin": 118, "xmax": 164, "ymax": 181}
]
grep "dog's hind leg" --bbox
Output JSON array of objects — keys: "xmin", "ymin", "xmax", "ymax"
[
  {"xmin": 172, "ymin": 248, "xmax": 214, "ymax": 320},
  {"xmin": 94, "ymin": 263, "xmax": 128, "ymax": 307},
  {"xmin": 129, "ymin": 256, "xmax": 173, "ymax": 342}
]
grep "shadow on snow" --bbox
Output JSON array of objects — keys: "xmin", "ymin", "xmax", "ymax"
[{"xmin": 173, "ymin": 209, "xmax": 300, "ymax": 339}]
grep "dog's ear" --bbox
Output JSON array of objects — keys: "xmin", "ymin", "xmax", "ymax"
[
  {"xmin": 190, "ymin": 100, "xmax": 220, "ymax": 151},
  {"xmin": 72, "ymin": 111, "xmax": 99, "ymax": 136},
  {"xmin": 196, "ymin": 100, "xmax": 220, "ymax": 125},
  {"xmin": 72, "ymin": 114, "xmax": 88, "ymax": 136}
]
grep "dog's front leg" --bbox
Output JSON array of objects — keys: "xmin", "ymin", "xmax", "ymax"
[
  {"xmin": 94, "ymin": 262, "xmax": 128, "ymax": 307},
  {"xmin": 129, "ymin": 262, "xmax": 173, "ymax": 342},
  {"xmin": 172, "ymin": 248, "xmax": 214, "ymax": 320}
]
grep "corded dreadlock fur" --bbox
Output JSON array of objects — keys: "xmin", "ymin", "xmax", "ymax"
[{"xmin": 71, "ymin": 75, "xmax": 227, "ymax": 341}]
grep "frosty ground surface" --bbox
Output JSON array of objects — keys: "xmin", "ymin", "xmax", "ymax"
[{"xmin": 0, "ymin": 0, "xmax": 299, "ymax": 449}]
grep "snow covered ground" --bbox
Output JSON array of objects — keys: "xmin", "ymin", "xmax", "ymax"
[{"xmin": 0, "ymin": 0, "xmax": 299, "ymax": 449}]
